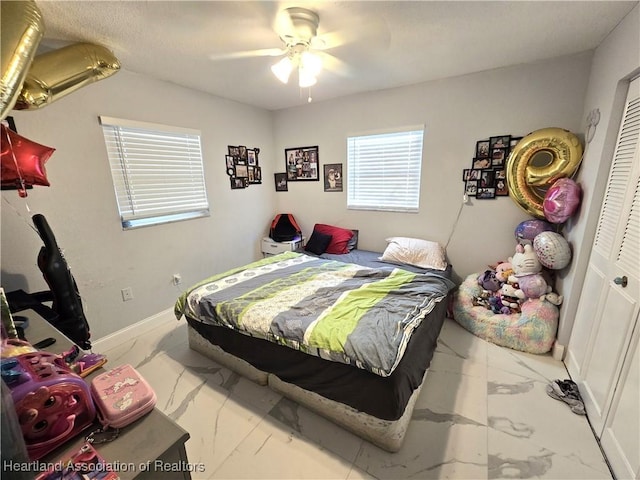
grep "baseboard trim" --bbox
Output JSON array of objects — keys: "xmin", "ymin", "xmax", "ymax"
[
  {"xmin": 91, "ymin": 308, "xmax": 175, "ymax": 352},
  {"xmin": 552, "ymin": 342, "xmax": 566, "ymax": 361}
]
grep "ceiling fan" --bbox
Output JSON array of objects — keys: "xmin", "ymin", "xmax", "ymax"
[
  {"xmin": 270, "ymin": 7, "xmax": 325, "ymax": 87},
  {"xmin": 210, "ymin": 7, "xmax": 348, "ymax": 90}
]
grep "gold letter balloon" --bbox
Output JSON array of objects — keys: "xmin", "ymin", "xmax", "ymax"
[
  {"xmin": 0, "ymin": 0, "xmax": 44, "ymax": 120},
  {"xmin": 506, "ymin": 128, "xmax": 583, "ymax": 219},
  {"xmin": 15, "ymin": 43, "xmax": 120, "ymax": 110}
]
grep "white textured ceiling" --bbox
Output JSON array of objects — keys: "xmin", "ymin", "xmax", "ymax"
[{"xmin": 35, "ymin": 1, "xmax": 638, "ymax": 111}]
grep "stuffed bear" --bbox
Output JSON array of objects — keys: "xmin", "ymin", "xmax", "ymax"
[{"xmin": 494, "ymin": 261, "xmax": 513, "ymax": 284}]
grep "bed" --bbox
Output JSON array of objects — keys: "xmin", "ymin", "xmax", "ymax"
[{"xmin": 174, "ymin": 232, "xmax": 456, "ymax": 452}]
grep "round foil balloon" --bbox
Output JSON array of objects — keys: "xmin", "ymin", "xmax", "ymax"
[
  {"xmin": 506, "ymin": 128, "xmax": 583, "ymax": 219},
  {"xmin": 533, "ymin": 232, "xmax": 572, "ymax": 270},
  {"xmin": 543, "ymin": 178, "xmax": 581, "ymax": 224},
  {"xmin": 1, "ymin": 124, "xmax": 54, "ymax": 192},
  {"xmin": 515, "ymin": 219, "xmax": 554, "ymax": 242}
]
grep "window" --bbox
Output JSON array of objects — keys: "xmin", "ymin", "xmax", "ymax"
[
  {"xmin": 100, "ymin": 116, "xmax": 209, "ymax": 229},
  {"xmin": 347, "ymin": 127, "xmax": 424, "ymax": 212}
]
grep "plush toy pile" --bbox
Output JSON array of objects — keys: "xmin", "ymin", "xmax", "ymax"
[
  {"xmin": 452, "ymin": 219, "xmax": 573, "ymax": 354},
  {"xmin": 473, "ymin": 242, "xmax": 564, "ymax": 315}
]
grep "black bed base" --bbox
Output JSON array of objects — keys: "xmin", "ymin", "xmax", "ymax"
[{"xmin": 186, "ymin": 295, "xmax": 448, "ymax": 421}]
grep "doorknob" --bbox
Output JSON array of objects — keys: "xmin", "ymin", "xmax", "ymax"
[{"xmin": 614, "ymin": 276, "xmax": 628, "ymax": 288}]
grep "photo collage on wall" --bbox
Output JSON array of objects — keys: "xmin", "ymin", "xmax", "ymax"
[
  {"xmin": 226, "ymin": 145, "xmax": 262, "ymax": 189},
  {"xmin": 462, "ymin": 135, "xmax": 521, "ymax": 199}
]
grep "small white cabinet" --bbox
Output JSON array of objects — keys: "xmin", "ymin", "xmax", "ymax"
[{"xmin": 261, "ymin": 236, "xmax": 304, "ymax": 256}]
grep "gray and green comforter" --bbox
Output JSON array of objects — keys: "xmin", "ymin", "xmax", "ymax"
[{"xmin": 175, "ymin": 251, "xmax": 454, "ymax": 377}]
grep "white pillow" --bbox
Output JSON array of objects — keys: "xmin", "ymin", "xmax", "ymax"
[{"xmin": 380, "ymin": 237, "xmax": 448, "ymax": 271}]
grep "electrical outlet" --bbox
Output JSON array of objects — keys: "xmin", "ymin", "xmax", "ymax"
[
  {"xmin": 172, "ymin": 273, "xmax": 182, "ymax": 286},
  {"xmin": 121, "ymin": 287, "xmax": 133, "ymax": 302}
]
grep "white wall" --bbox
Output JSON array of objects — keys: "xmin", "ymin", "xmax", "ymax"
[
  {"xmin": 3, "ymin": 17, "xmax": 635, "ymax": 347},
  {"xmin": 560, "ymin": 4, "xmax": 640, "ymax": 349},
  {"xmin": 1, "ymin": 70, "xmax": 275, "ymax": 340},
  {"xmin": 272, "ymin": 53, "xmax": 592, "ymax": 283}
]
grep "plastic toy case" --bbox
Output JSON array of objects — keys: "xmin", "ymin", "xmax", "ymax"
[
  {"xmin": 90, "ymin": 364, "xmax": 156, "ymax": 429},
  {"xmin": 0, "ymin": 351, "xmax": 96, "ymax": 460}
]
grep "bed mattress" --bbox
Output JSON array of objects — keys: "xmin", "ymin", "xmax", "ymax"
[{"xmin": 182, "ymin": 250, "xmax": 454, "ymax": 420}]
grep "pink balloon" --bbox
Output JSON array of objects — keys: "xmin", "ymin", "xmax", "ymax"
[{"xmin": 543, "ymin": 178, "xmax": 581, "ymax": 224}]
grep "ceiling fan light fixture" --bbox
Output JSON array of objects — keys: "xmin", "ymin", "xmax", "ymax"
[
  {"xmin": 271, "ymin": 56, "xmax": 293, "ymax": 84},
  {"xmin": 300, "ymin": 51, "xmax": 322, "ymax": 77},
  {"xmin": 298, "ymin": 66, "xmax": 317, "ymax": 88}
]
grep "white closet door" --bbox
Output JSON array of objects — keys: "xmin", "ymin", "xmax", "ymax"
[{"xmin": 567, "ymin": 76, "xmax": 640, "ymax": 480}]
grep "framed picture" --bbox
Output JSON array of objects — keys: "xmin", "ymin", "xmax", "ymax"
[
  {"xmin": 230, "ymin": 177, "xmax": 246, "ymax": 189},
  {"xmin": 490, "ymin": 135, "xmax": 510, "ymax": 150},
  {"xmin": 477, "ymin": 187, "xmax": 496, "ymax": 199},
  {"xmin": 254, "ymin": 166, "xmax": 262, "ymax": 183},
  {"xmin": 495, "ymin": 169, "xmax": 508, "ymax": 195},
  {"xmin": 476, "ymin": 140, "xmax": 490, "ymax": 158},
  {"xmin": 247, "ymin": 149, "xmax": 257, "ymax": 166},
  {"xmin": 274, "ymin": 172, "xmax": 288, "ymax": 192},
  {"xmin": 479, "ymin": 170, "xmax": 495, "ymax": 189},
  {"xmin": 238, "ymin": 145, "xmax": 248, "ymax": 161},
  {"xmin": 235, "ymin": 164, "xmax": 248, "ymax": 178},
  {"xmin": 465, "ymin": 180, "xmax": 477, "ymax": 196},
  {"xmin": 323, "ymin": 163, "xmax": 343, "ymax": 192},
  {"xmin": 472, "ymin": 157, "xmax": 492, "ymax": 169},
  {"xmin": 228, "ymin": 145, "xmax": 240, "ymax": 158},
  {"xmin": 510, "ymin": 136, "xmax": 523, "ymax": 148},
  {"xmin": 225, "ymin": 155, "xmax": 234, "ymax": 169},
  {"xmin": 285, "ymin": 145, "xmax": 319, "ymax": 181},
  {"xmin": 491, "ymin": 147, "xmax": 508, "ymax": 167},
  {"xmin": 248, "ymin": 166, "xmax": 255, "ymax": 183}
]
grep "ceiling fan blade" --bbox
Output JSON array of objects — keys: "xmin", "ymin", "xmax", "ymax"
[
  {"xmin": 317, "ymin": 51, "xmax": 351, "ymax": 77},
  {"xmin": 209, "ymin": 48, "xmax": 286, "ymax": 61}
]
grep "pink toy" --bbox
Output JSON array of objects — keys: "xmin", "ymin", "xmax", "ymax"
[
  {"xmin": 1, "ymin": 352, "xmax": 95, "ymax": 460},
  {"xmin": 91, "ymin": 364, "xmax": 156, "ymax": 429}
]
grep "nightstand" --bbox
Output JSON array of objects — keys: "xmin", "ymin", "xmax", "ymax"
[{"xmin": 261, "ymin": 236, "xmax": 305, "ymax": 256}]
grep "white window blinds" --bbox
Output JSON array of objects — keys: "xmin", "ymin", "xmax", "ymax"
[
  {"xmin": 100, "ymin": 116, "xmax": 209, "ymax": 229},
  {"xmin": 347, "ymin": 127, "xmax": 423, "ymax": 212}
]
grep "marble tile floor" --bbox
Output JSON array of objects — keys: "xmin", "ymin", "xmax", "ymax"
[{"xmin": 99, "ymin": 317, "xmax": 613, "ymax": 480}]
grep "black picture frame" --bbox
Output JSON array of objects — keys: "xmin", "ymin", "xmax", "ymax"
[
  {"xmin": 472, "ymin": 157, "xmax": 492, "ymax": 169},
  {"xmin": 285, "ymin": 146, "xmax": 319, "ymax": 181},
  {"xmin": 479, "ymin": 170, "xmax": 495, "ymax": 189},
  {"xmin": 491, "ymin": 147, "xmax": 508, "ymax": 167},
  {"xmin": 495, "ymin": 169, "xmax": 508, "ymax": 195},
  {"xmin": 465, "ymin": 180, "xmax": 477, "ymax": 197},
  {"xmin": 247, "ymin": 149, "xmax": 257, "ymax": 166},
  {"xmin": 228, "ymin": 145, "xmax": 240, "ymax": 158},
  {"xmin": 323, "ymin": 163, "xmax": 343, "ymax": 192},
  {"xmin": 274, "ymin": 172, "xmax": 288, "ymax": 192},
  {"xmin": 476, "ymin": 187, "xmax": 496, "ymax": 199},
  {"xmin": 230, "ymin": 177, "xmax": 246, "ymax": 189},
  {"xmin": 490, "ymin": 135, "xmax": 510, "ymax": 150},
  {"xmin": 476, "ymin": 140, "xmax": 490, "ymax": 158}
]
